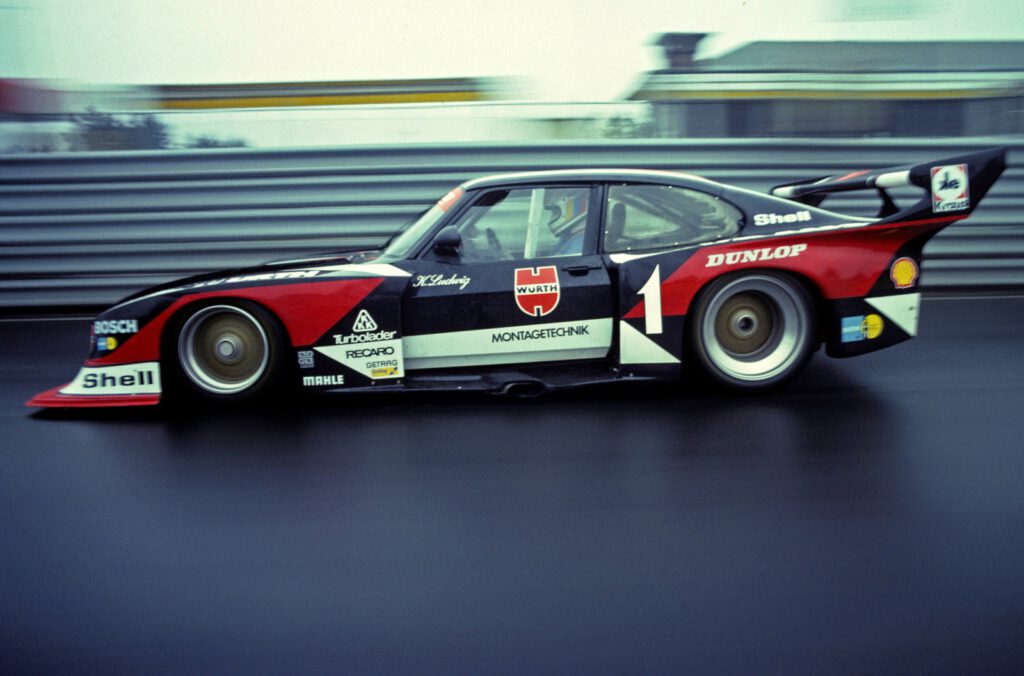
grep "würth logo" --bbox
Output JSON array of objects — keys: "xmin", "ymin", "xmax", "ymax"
[{"xmin": 514, "ymin": 266, "xmax": 560, "ymax": 317}]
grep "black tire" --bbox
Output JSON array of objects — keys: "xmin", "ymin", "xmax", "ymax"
[
  {"xmin": 163, "ymin": 301, "xmax": 290, "ymax": 405},
  {"xmin": 689, "ymin": 271, "xmax": 816, "ymax": 391}
]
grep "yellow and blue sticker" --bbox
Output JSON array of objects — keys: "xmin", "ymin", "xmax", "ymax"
[{"xmin": 841, "ymin": 314, "xmax": 884, "ymax": 343}]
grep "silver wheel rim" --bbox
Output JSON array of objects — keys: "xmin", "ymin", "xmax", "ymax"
[
  {"xmin": 700, "ymin": 275, "xmax": 806, "ymax": 383},
  {"xmin": 178, "ymin": 305, "xmax": 270, "ymax": 394}
]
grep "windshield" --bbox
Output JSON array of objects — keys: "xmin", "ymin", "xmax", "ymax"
[{"xmin": 381, "ymin": 185, "xmax": 464, "ymax": 260}]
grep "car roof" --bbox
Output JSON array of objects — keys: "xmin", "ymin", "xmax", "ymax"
[{"xmin": 462, "ymin": 168, "xmax": 723, "ymax": 192}]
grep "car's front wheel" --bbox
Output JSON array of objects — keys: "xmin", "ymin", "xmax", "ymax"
[
  {"xmin": 166, "ymin": 302, "xmax": 289, "ymax": 404},
  {"xmin": 689, "ymin": 272, "xmax": 816, "ymax": 390}
]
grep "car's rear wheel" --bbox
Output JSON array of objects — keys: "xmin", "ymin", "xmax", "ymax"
[
  {"xmin": 690, "ymin": 272, "xmax": 815, "ymax": 390},
  {"xmin": 167, "ymin": 302, "xmax": 289, "ymax": 404}
]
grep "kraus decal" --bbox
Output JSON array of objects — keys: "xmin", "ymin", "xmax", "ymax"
[
  {"xmin": 931, "ymin": 164, "xmax": 969, "ymax": 212},
  {"xmin": 514, "ymin": 266, "xmax": 560, "ymax": 317}
]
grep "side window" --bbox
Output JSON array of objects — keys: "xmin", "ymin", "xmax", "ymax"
[
  {"xmin": 604, "ymin": 184, "xmax": 742, "ymax": 253},
  {"xmin": 450, "ymin": 186, "xmax": 592, "ymax": 263}
]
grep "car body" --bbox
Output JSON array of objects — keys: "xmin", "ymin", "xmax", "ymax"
[{"xmin": 28, "ymin": 148, "xmax": 1006, "ymax": 408}]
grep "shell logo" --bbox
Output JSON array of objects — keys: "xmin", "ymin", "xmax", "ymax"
[{"xmin": 890, "ymin": 257, "xmax": 919, "ymax": 290}]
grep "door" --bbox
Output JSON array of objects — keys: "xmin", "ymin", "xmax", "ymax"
[{"xmin": 401, "ymin": 185, "xmax": 614, "ymax": 370}]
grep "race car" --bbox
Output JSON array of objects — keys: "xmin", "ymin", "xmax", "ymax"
[{"xmin": 28, "ymin": 148, "xmax": 1005, "ymax": 408}]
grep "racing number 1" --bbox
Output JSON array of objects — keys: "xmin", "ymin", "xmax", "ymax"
[{"xmin": 639, "ymin": 265, "xmax": 662, "ymax": 335}]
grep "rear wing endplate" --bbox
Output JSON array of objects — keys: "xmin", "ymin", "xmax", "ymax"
[{"xmin": 770, "ymin": 147, "xmax": 1006, "ymax": 221}]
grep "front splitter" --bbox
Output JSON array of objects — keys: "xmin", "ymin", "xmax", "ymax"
[{"xmin": 27, "ymin": 385, "xmax": 161, "ymax": 408}]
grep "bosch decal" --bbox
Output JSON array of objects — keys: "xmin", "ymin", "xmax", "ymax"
[
  {"xmin": 93, "ymin": 319, "xmax": 138, "ymax": 335},
  {"xmin": 931, "ymin": 164, "xmax": 970, "ymax": 213},
  {"xmin": 514, "ymin": 266, "xmax": 560, "ymax": 317},
  {"xmin": 752, "ymin": 210, "xmax": 812, "ymax": 226},
  {"xmin": 706, "ymin": 244, "xmax": 807, "ymax": 268},
  {"xmin": 890, "ymin": 257, "xmax": 919, "ymax": 289}
]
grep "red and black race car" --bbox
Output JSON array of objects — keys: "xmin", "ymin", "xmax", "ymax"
[{"xmin": 28, "ymin": 148, "xmax": 1005, "ymax": 408}]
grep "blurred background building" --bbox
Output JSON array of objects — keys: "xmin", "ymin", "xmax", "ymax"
[
  {"xmin": 631, "ymin": 33, "xmax": 1024, "ymax": 137},
  {"xmin": 2, "ymin": 32, "xmax": 1023, "ymax": 152}
]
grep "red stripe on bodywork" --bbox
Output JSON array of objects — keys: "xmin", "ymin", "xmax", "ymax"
[
  {"xmin": 623, "ymin": 217, "xmax": 960, "ymax": 320},
  {"xmin": 87, "ymin": 278, "xmax": 384, "ymax": 366}
]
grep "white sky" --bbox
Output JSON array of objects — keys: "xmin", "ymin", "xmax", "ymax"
[{"xmin": 2, "ymin": 0, "xmax": 1023, "ymax": 101}]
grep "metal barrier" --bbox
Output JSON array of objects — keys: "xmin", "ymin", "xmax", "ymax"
[{"xmin": 1, "ymin": 138, "xmax": 1021, "ymax": 309}]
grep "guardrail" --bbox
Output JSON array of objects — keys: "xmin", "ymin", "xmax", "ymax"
[{"xmin": 1, "ymin": 138, "xmax": 1021, "ymax": 309}]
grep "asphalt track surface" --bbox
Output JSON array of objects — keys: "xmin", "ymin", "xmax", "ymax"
[{"xmin": 2, "ymin": 297, "xmax": 1023, "ymax": 674}]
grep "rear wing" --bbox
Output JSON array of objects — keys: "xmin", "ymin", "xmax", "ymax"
[{"xmin": 770, "ymin": 147, "xmax": 1006, "ymax": 222}]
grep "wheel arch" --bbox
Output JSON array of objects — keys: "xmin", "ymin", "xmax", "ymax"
[
  {"xmin": 159, "ymin": 296, "xmax": 292, "ymax": 361},
  {"xmin": 688, "ymin": 266, "xmax": 823, "ymax": 387},
  {"xmin": 683, "ymin": 267, "xmax": 827, "ymax": 353},
  {"xmin": 159, "ymin": 296, "xmax": 294, "ymax": 403}
]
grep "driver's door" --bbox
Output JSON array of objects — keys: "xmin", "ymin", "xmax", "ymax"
[{"xmin": 401, "ymin": 185, "xmax": 614, "ymax": 371}]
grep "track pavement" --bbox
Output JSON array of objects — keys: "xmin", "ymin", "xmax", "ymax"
[{"xmin": 2, "ymin": 297, "xmax": 1023, "ymax": 673}]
